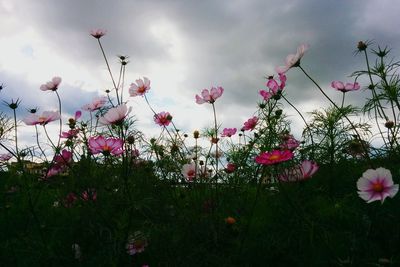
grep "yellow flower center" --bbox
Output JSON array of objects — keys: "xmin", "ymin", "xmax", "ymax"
[{"xmin": 268, "ymin": 154, "xmax": 280, "ymax": 160}]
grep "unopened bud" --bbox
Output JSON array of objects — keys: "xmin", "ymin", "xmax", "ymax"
[
  {"xmin": 357, "ymin": 41, "xmax": 367, "ymax": 51},
  {"xmin": 193, "ymin": 130, "xmax": 200, "ymax": 139},
  {"xmin": 385, "ymin": 120, "xmax": 394, "ymax": 129}
]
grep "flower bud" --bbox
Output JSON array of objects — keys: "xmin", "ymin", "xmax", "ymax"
[
  {"xmin": 258, "ymin": 103, "xmax": 266, "ymax": 109},
  {"xmin": 193, "ymin": 130, "xmax": 200, "ymax": 139},
  {"xmin": 385, "ymin": 120, "xmax": 394, "ymax": 129},
  {"xmin": 357, "ymin": 41, "xmax": 367, "ymax": 51},
  {"xmin": 127, "ymin": 135, "xmax": 135, "ymax": 144}
]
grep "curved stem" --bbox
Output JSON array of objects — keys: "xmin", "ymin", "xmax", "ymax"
[
  {"xmin": 55, "ymin": 91, "xmax": 63, "ymax": 149},
  {"xmin": 43, "ymin": 125, "xmax": 56, "ymax": 150},
  {"xmin": 282, "ymin": 95, "xmax": 315, "ymax": 158},
  {"xmin": 341, "ymin": 92, "xmax": 346, "ymax": 109},
  {"xmin": 299, "ymin": 65, "xmax": 373, "ymax": 165},
  {"xmin": 12, "ymin": 109, "xmax": 20, "ymax": 161},
  {"xmin": 34, "ymin": 125, "xmax": 48, "ymax": 161},
  {"xmin": 97, "ymin": 39, "xmax": 120, "ymax": 105},
  {"xmin": 211, "ymin": 103, "xmax": 219, "ymax": 176}
]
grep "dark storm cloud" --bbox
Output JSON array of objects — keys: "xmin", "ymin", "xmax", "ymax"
[{"xmin": 1, "ymin": 0, "xmax": 400, "ymax": 137}]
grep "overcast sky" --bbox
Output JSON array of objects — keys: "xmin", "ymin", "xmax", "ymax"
[{"xmin": 1, "ymin": 0, "xmax": 400, "ymax": 152}]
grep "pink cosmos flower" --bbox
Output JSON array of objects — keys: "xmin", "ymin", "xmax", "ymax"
[
  {"xmin": 0, "ymin": 153, "xmax": 12, "ymax": 161},
  {"xmin": 54, "ymin": 149, "xmax": 73, "ymax": 166},
  {"xmin": 82, "ymin": 96, "xmax": 107, "ymax": 112},
  {"xmin": 98, "ymin": 104, "xmax": 131, "ymax": 125},
  {"xmin": 331, "ymin": 81, "xmax": 360, "ymax": 93},
  {"xmin": 300, "ymin": 160, "xmax": 319, "ymax": 179},
  {"xmin": 126, "ymin": 232, "xmax": 148, "ymax": 255},
  {"xmin": 129, "ymin": 77, "xmax": 151, "ymax": 97},
  {"xmin": 44, "ymin": 166, "xmax": 63, "ymax": 178},
  {"xmin": 90, "ymin": 29, "xmax": 106, "ymax": 39},
  {"xmin": 242, "ymin": 116, "xmax": 258, "ymax": 131},
  {"xmin": 278, "ymin": 166, "xmax": 303, "ymax": 182},
  {"xmin": 266, "ymin": 73, "xmax": 287, "ymax": 94},
  {"xmin": 259, "ymin": 90, "xmax": 273, "ymax": 101},
  {"xmin": 276, "ymin": 44, "xmax": 309, "ymax": 74},
  {"xmin": 225, "ymin": 163, "xmax": 236, "ymax": 174},
  {"xmin": 60, "ymin": 129, "xmax": 79, "ymax": 139},
  {"xmin": 182, "ymin": 163, "xmax": 196, "ymax": 181},
  {"xmin": 81, "ymin": 188, "xmax": 97, "ymax": 202},
  {"xmin": 44, "ymin": 149, "xmax": 73, "ymax": 178},
  {"xmin": 154, "ymin": 111, "xmax": 172, "ymax": 126},
  {"xmin": 63, "ymin": 192, "xmax": 78, "ymax": 208},
  {"xmin": 221, "ymin": 128, "xmax": 237, "ymax": 137},
  {"xmin": 40, "ymin": 76, "xmax": 62, "ymax": 91},
  {"xmin": 357, "ymin": 167, "xmax": 399, "ymax": 203},
  {"xmin": 23, "ymin": 111, "xmax": 60, "ymax": 126},
  {"xmin": 280, "ymin": 134, "xmax": 300, "ymax": 151},
  {"xmin": 255, "ymin": 150, "xmax": 294, "ymax": 165},
  {"xmin": 195, "ymin": 86, "xmax": 224, "ymax": 104},
  {"xmin": 88, "ymin": 136, "xmax": 124, "ymax": 156}
]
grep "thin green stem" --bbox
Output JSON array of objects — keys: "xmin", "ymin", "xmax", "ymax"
[
  {"xmin": 12, "ymin": 109, "xmax": 20, "ymax": 161},
  {"xmin": 299, "ymin": 65, "xmax": 373, "ymax": 165},
  {"xmin": 97, "ymin": 39, "xmax": 120, "ymax": 105},
  {"xmin": 55, "ymin": 91, "xmax": 63, "ymax": 149},
  {"xmin": 282, "ymin": 95, "xmax": 315, "ymax": 158}
]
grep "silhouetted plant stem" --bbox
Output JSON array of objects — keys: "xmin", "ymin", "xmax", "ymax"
[
  {"xmin": 12, "ymin": 108, "xmax": 20, "ymax": 162},
  {"xmin": 34, "ymin": 125, "xmax": 48, "ymax": 161},
  {"xmin": 299, "ymin": 65, "xmax": 373, "ymax": 165},
  {"xmin": 55, "ymin": 91, "xmax": 63, "ymax": 149},
  {"xmin": 282, "ymin": 95, "xmax": 315, "ymax": 157},
  {"xmin": 97, "ymin": 39, "xmax": 120, "ymax": 105}
]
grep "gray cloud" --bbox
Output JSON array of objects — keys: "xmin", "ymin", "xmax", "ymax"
[{"xmin": 1, "ymin": 0, "xmax": 399, "ymax": 146}]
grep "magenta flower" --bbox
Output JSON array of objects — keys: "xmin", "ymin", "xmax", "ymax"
[
  {"xmin": 276, "ymin": 44, "xmax": 309, "ymax": 74},
  {"xmin": 98, "ymin": 104, "xmax": 131, "ymax": 125},
  {"xmin": 182, "ymin": 163, "xmax": 196, "ymax": 181},
  {"xmin": 60, "ymin": 129, "xmax": 79, "ymax": 139},
  {"xmin": 278, "ymin": 160, "xmax": 318, "ymax": 182},
  {"xmin": 129, "ymin": 77, "xmax": 151, "ymax": 97},
  {"xmin": 300, "ymin": 160, "xmax": 319, "ymax": 179},
  {"xmin": 40, "ymin": 76, "xmax": 62, "ymax": 91},
  {"xmin": 242, "ymin": 116, "xmax": 258, "ymax": 131},
  {"xmin": 255, "ymin": 150, "xmax": 294, "ymax": 165},
  {"xmin": 54, "ymin": 149, "xmax": 73, "ymax": 165},
  {"xmin": 280, "ymin": 134, "xmax": 300, "ymax": 151},
  {"xmin": 88, "ymin": 136, "xmax": 124, "ymax": 156},
  {"xmin": 44, "ymin": 149, "xmax": 73, "ymax": 178},
  {"xmin": 81, "ymin": 188, "xmax": 97, "ymax": 202},
  {"xmin": 225, "ymin": 163, "xmax": 236, "ymax": 174},
  {"xmin": 90, "ymin": 28, "xmax": 106, "ymax": 39},
  {"xmin": 126, "ymin": 232, "xmax": 148, "ymax": 255},
  {"xmin": 23, "ymin": 111, "xmax": 60, "ymax": 126},
  {"xmin": 154, "ymin": 111, "xmax": 172, "ymax": 126},
  {"xmin": 63, "ymin": 192, "xmax": 78, "ymax": 208},
  {"xmin": 45, "ymin": 166, "xmax": 63, "ymax": 178},
  {"xmin": 331, "ymin": 81, "xmax": 360, "ymax": 93},
  {"xmin": 195, "ymin": 86, "xmax": 224, "ymax": 104},
  {"xmin": 357, "ymin": 167, "xmax": 399, "ymax": 203},
  {"xmin": 221, "ymin": 128, "xmax": 237, "ymax": 137},
  {"xmin": 82, "ymin": 96, "xmax": 107, "ymax": 112},
  {"xmin": 259, "ymin": 90, "xmax": 273, "ymax": 101},
  {"xmin": 266, "ymin": 73, "xmax": 287, "ymax": 94}
]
